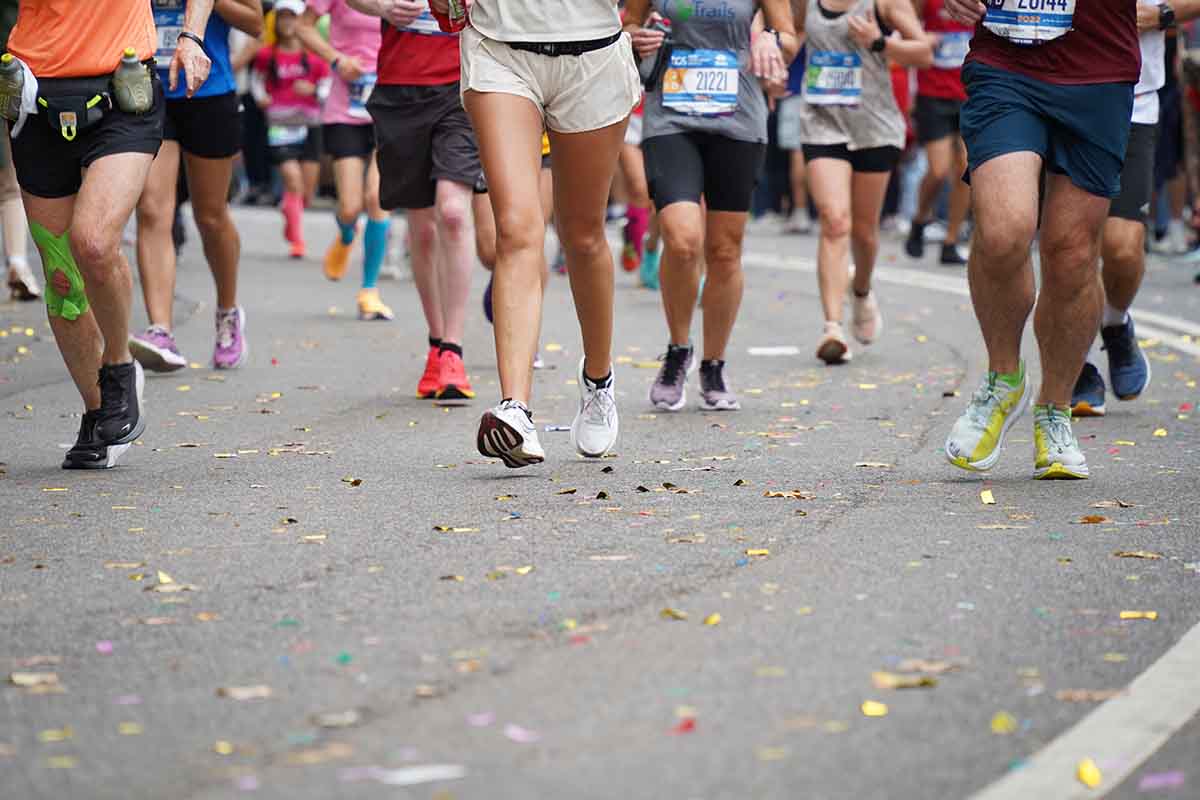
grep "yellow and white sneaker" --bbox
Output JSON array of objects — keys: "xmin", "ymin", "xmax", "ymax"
[
  {"xmin": 944, "ymin": 363, "xmax": 1031, "ymax": 472},
  {"xmin": 356, "ymin": 288, "xmax": 394, "ymax": 321},
  {"xmin": 1033, "ymin": 404, "xmax": 1089, "ymax": 480}
]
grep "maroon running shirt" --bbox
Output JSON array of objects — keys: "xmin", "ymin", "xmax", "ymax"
[{"xmin": 966, "ymin": 0, "xmax": 1140, "ymax": 85}]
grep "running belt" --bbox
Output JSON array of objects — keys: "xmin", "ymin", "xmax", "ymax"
[{"xmin": 506, "ymin": 32, "xmax": 621, "ymax": 57}]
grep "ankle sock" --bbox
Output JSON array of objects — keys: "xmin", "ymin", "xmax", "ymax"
[
  {"xmin": 996, "ymin": 361, "xmax": 1024, "ymax": 390},
  {"xmin": 337, "ymin": 216, "xmax": 358, "ymax": 245},
  {"xmin": 362, "ymin": 218, "xmax": 390, "ymax": 289},
  {"xmin": 1102, "ymin": 302, "xmax": 1129, "ymax": 328},
  {"xmin": 583, "ymin": 370, "xmax": 612, "ymax": 389},
  {"xmin": 439, "ymin": 341, "xmax": 463, "ymax": 358},
  {"xmin": 428, "ymin": 336, "xmax": 442, "ymax": 350}
]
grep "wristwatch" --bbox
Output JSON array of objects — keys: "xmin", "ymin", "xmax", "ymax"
[
  {"xmin": 1160, "ymin": 3, "xmax": 1176, "ymax": 30},
  {"xmin": 870, "ymin": 34, "xmax": 887, "ymax": 53},
  {"xmin": 763, "ymin": 27, "xmax": 783, "ymax": 49}
]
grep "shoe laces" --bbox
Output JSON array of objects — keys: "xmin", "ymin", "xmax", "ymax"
[
  {"xmin": 216, "ymin": 310, "xmax": 239, "ymax": 349},
  {"xmin": 1102, "ymin": 323, "xmax": 1136, "ymax": 364},
  {"xmin": 500, "ymin": 398, "xmax": 534, "ymax": 424},
  {"xmin": 656, "ymin": 346, "xmax": 691, "ymax": 388},
  {"xmin": 581, "ymin": 379, "xmax": 616, "ymax": 427},
  {"xmin": 98, "ymin": 365, "xmax": 126, "ymax": 410},
  {"xmin": 966, "ymin": 374, "xmax": 1003, "ymax": 428},
  {"xmin": 1037, "ymin": 406, "xmax": 1074, "ymax": 452},
  {"xmin": 701, "ymin": 361, "xmax": 727, "ymax": 394}
]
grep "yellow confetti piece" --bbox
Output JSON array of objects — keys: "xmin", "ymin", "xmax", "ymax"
[
  {"xmin": 1077, "ymin": 758, "xmax": 1102, "ymax": 789},
  {"xmin": 10, "ymin": 672, "xmax": 59, "ymax": 688},
  {"xmin": 1119, "ymin": 610, "xmax": 1158, "ymax": 620},
  {"xmin": 176, "ymin": 385, "xmax": 191, "ymax": 392},
  {"xmin": 117, "ymin": 722, "xmax": 143, "ymax": 736},
  {"xmin": 544, "ymin": 343, "xmax": 563, "ymax": 352},
  {"xmin": 745, "ymin": 549, "xmax": 770, "ymax": 557},
  {"xmin": 302, "ymin": 534, "xmax": 327, "ymax": 543},
  {"xmin": 858, "ymin": 383, "xmax": 878, "ymax": 390},
  {"xmin": 1114, "ymin": 440, "xmax": 1136, "ymax": 446},
  {"xmin": 860, "ymin": 701, "xmax": 888, "ymax": 717},
  {"xmin": 703, "ymin": 613, "xmax": 722, "ymax": 626},
  {"xmin": 1103, "ymin": 652, "xmax": 1128, "ymax": 663},
  {"xmin": 756, "ymin": 666, "xmax": 787, "ymax": 678},
  {"xmin": 872, "ymin": 671, "xmax": 937, "ymax": 690},
  {"xmin": 42, "ymin": 487, "xmax": 68, "ymax": 493},
  {"xmin": 561, "ymin": 618, "xmax": 577, "ymax": 631},
  {"xmin": 438, "ymin": 575, "xmax": 464, "ymax": 582},
  {"xmin": 37, "ymin": 726, "xmax": 73, "ymax": 743},
  {"xmin": 990, "ymin": 711, "xmax": 1018, "ymax": 734},
  {"xmin": 980, "ymin": 489, "xmax": 996, "ymax": 505},
  {"xmin": 1153, "ymin": 428, "xmax": 1167, "ymax": 437},
  {"xmin": 757, "ymin": 746, "xmax": 789, "ymax": 762},
  {"xmin": 660, "ymin": 608, "xmax": 688, "ymax": 621},
  {"xmin": 915, "ymin": 335, "xmax": 928, "ymax": 343},
  {"xmin": 214, "ymin": 740, "xmax": 235, "ymax": 755},
  {"xmin": 515, "ymin": 565, "xmax": 534, "ymax": 575},
  {"xmin": 796, "ymin": 606, "xmax": 814, "ymax": 616},
  {"xmin": 433, "ymin": 526, "xmax": 480, "ymax": 533},
  {"xmin": 45, "ymin": 756, "xmax": 77, "ymax": 769}
]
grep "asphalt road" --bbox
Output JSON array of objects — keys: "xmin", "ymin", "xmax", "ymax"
[{"xmin": 1, "ymin": 207, "xmax": 1198, "ymax": 800}]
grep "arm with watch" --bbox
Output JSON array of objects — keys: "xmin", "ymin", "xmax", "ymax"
[
  {"xmin": 847, "ymin": 0, "xmax": 932, "ymax": 69},
  {"xmin": 170, "ymin": 0, "xmax": 215, "ymax": 97},
  {"xmin": 1138, "ymin": 1, "xmax": 1200, "ymax": 32}
]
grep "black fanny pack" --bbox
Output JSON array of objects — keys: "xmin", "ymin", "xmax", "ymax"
[
  {"xmin": 507, "ymin": 32, "xmax": 621, "ymax": 58},
  {"xmin": 36, "ymin": 76, "xmax": 113, "ymax": 141}
]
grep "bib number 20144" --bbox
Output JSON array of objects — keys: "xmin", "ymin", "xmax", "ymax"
[{"xmin": 982, "ymin": 0, "xmax": 1074, "ymax": 45}]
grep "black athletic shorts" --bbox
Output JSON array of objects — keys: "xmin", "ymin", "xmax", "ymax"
[
  {"xmin": 914, "ymin": 95, "xmax": 962, "ymax": 145},
  {"xmin": 368, "ymin": 82, "xmax": 481, "ymax": 210},
  {"xmin": 1109, "ymin": 122, "xmax": 1158, "ymax": 222},
  {"xmin": 642, "ymin": 132, "xmax": 766, "ymax": 213},
  {"xmin": 10, "ymin": 76, "xmax": 165, "ymax": 199},
  {"xmin": 802, "ymin": 143, "xmax": 901, "ymax": 173},
  {"xmin": 164, "ymin": 91, "xmax": 241, "ymax": 158},
  {"xmin": 270, "ymin": 125, "xmax": 323, "ymax": 164},
  {"xmin": 1154, "ymin": 85, "xmax": 1182, "ymax": 186},
  {"xmin": 323, "ymin": 122, "xmax": 374, "ymax": 160}
]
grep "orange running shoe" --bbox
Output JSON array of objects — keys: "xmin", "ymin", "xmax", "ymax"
[
  {"xmin": 417, "ymin": 346, "xmax": 440, "ymax": 398},
  {"xmin": 324, "ymin": 237, "xmax": 353, "ymax": 281},
  {"xmin": 289, "ymin": 240, "xmax": 306, "ymax": 260},
  {"xmin": 436, "ymin": 349, "xmax": 475, "ymax": 400},
  {"xmin": 357, "ymin": 288, "xmax": 394, "ymax": 321}
]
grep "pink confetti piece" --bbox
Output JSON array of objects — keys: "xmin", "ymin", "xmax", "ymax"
[
  {"xmin": 114, "ymin": 694, "xmax": 142, "ymax": 705},
  {"xmin": 466, "ymin": 711, "xmax": 495, "ymax": 728},
  {"xmin": 234, "ymin": 775, "xmax": 259, "ymax": 791},
  {"xmin": 95, "ymin": 641, "xmax": 113, "ymax": 655},
  {"xmin": 1138, "ymin": 771, "xmax": 1185, "ymax": 791},
  {"xmin": 503, "ymin": 723, "xmax": 540, "ymax": 744}
]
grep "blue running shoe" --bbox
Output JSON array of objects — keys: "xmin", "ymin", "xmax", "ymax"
[
  {"xmin": 640, "ymin": 247, "xmax": 661, "ymax": 290},
  {"xmin": 1101, "ymin": 315, "xmax": 1150, "ymax": 401},
  {"xmin": 1071, "ymin": 362, "xmax": 1107, "ymax": 417},
  {"xmin": 483, "ymin": 276, "xmax": 494, "ymax": 324}
]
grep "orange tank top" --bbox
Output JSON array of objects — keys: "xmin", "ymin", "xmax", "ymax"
[{"xmin": 8, "ymin": 0, "xmax": 156, "ymax": 79}]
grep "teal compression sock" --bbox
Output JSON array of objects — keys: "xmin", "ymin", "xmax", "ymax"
[
  {"xmin": 337, "ymin": 216, "xmax": 358, "ymax": 246},
  {"xmin": 362, "ymin": 218, "xmax": 390, "ymax": 289}
]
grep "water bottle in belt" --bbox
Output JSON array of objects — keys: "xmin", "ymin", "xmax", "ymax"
[
  {"xmin": 0, "ymin": 53, "xmax": 24, "ymax": 122},
  {"xmin": 112, "ymin": 48, "xmax": 154, "ymax": 114}
]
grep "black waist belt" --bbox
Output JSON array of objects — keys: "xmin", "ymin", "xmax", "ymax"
[
  {"xmin": 506, "ymin": 32, "xmax": 621, "ymax": 58},
  {"xmin": 36, "ymin": 75, "xmax": 113, "ymax": 98}
]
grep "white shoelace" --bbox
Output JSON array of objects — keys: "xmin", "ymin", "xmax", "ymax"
[
  {"xmin": 216, "ymin": 311, "xmax": 238, "ymax": 349},
  {"xmin": 582, "ymin": 383, "xmax": 616, "ymax": 427}
]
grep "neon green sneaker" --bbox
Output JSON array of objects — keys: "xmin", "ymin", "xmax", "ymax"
[
  {"xmin": 1033, "ymin": 404, "xmax": 1089, "ymax": 480},
  {"xmin": 944, "ymin": 363, "xmax": 1031, "ymax": 472}
]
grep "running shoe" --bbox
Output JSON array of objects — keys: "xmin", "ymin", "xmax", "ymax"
[
  {"xmin": 213, "ymin": 307, "xmax": 247, "ymax": 369},
  {"xmin": 944, "ymin": 365, "xmax": 1030, "ymax": 472},
  {"xmin": 640, "ymin": 248, "xmax": 661, "ymax": 290},
  {"xmin": 940, "ymin": 242, "xmax": 968, "ymax": 266},
  {"xmin": 94, "ymin": 361, "xmax": 145, "ymax": 446},
  {"xmin": 1034, "ymin": 404, "xmax": 1089, "ymax": 480},
  {"xmin": 552, "ymin": 247, "xmax": 567, "ymax": 275},
  {"xmin": 129, "ymin": 325, "xmax": 188, "ymax": 373},
  {"xmin": 816, "ymin": 321, "xmax": 852, "ymax": 365},
  {"xmin": 477, "ymin": 399, "xmax": 545, "ymax": 468},
  {"xmin": 482, "ymin": 275, "xmax": 494, "ymax": 324},
  {"xmin": 62, "ymin": 410, "xmax": 133, "ymax": 470},
  {"xmin": 6, "ymin": 259, "xmax": 41, "ymax": 301},
  {"xmin": 699, "ymin": 359, "xmax": 740, "ymax": 411},
  {"xmin": 1100, "ymin": 315, "xmax": 1151, "ymax": 401},
  {"xmin": 533, "ymin": 352, "xmax": 545, "ymax": 370},
  {"xmin": 784, "ymin": 215, "xmax": 812, "ymax": 235},
  {"xmin": 621, "ymin": 242, "xmax": 640, "ymax": 273},
  {"xmin": 905, "ymin": 220, "xmax": 927, "ymax": 259},
  {"xmin": 435, "ymin": 350, "xmax": 475, "ymax": 400},
  {"xmin": 356, "ymin": 288, "xmax": 394, "ymax": 321},
  {"xmin": 572, "ymin": 357, "xmax": 619, "ymax": 458},
  {"xmin": 417, "ymin": 346, "xmax": 441, "ymax": 399},
  {"xmin": 289, "ymin": 240, "xmax": 306, "ymax": 260},
  {"xmin": 851, "ymin": 291, "xmax": 883, "ymax": 345},
  {"xmin": 650, "ymin": 343, "xmax": 695, "ymax": 411},
  {"xmin": 323, "ymin": 237, "xmax": 353, "ymax": 281},
  {"xmin": 1070, "ymin": 362, "xmax": 1107, "ymax": 417}
]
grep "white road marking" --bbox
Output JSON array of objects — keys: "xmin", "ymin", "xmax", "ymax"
[{"xmin": 968, "ymin": 621, "xmax": 1200, "ymax": 799}]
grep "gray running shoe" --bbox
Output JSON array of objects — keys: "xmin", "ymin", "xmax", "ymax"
[
  {"xmin": 699, "ymin": 359, "xmax": 740, "ymax": 411},
  {"xmin": 650, "ymin": 343, "xmax": 694, "ymax": 411}
]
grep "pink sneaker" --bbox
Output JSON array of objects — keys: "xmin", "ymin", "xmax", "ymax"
[
  {"xmin": 129, "ymin": 325, "xmax": 188, "ymax": 373},
  {"xmin": 213, "ymin": 307, "xmax": 247, "ymax": 369}
]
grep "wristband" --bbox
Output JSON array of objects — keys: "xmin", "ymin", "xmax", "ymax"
[
  {"xmin": 178, "ymin": 31, "xmax": 206, "ymax": 51},
  {"xmin": 870, "ymin": 34, "xmax": 887, "ymax": 53},
  {"xmin": 331, "ymin": 58, "xmax": 341, "ymax": 72}
]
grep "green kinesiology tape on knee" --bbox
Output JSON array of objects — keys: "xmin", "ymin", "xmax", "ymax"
[{"xmin": 30, "ymin": 222, "xmax": 88, "ymax": 321}]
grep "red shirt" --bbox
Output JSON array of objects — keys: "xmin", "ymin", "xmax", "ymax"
[
  {"xmin": 966, "ymin": 1, "xmax": 1140, "ymax": 86},
  {"xmin": 377, "ymin": 13, "xmax": 460, "ymax": 86},
  {"xmin": 918, "ymin": 0, "xmax": 971, "ymax": 101},
  {"xmin": 253, "ymin": 47, "xmax": 331, "ymax": 122}
]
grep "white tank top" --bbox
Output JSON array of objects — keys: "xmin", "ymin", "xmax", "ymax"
[
  {"xmin": 469, "ymin": 0, "xmax": 620, "ymax": 43},
  {"xmin": 1133, "ymin": 0, "xmax": 1165, "ymax": 125}
]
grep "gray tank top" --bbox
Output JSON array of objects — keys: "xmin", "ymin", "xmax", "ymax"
[{"xmin": 800, "ymin": 0, "xmax": 905, "ymax": 151}]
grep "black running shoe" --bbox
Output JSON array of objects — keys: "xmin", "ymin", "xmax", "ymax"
[
  {"xmin": 940, "ymin": 242, "xmax": 968, "ymax": 266},
  {"xmin": 62, "ymin": 411, "xmax": 132, "ymax": 469},
  {"xmin": 905, "ymin": 221, "xmax": 927, "ymax": 259},
  {"xmin": 94, "ymin": 361, "xmax": 146, "ymax": 446}
]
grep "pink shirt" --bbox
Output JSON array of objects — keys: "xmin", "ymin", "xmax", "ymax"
[{"xmin": 307, "ymin": 0, "xmax": 382, "ymax": 126}]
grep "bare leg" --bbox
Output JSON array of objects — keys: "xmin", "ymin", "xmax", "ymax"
[
  {"xmin": 945, "ymin": 136, "xmax": 971, "ymax": 244},
  {"xmin": 433, "ymin": 179, "xmax": 475, "ymax": 346},
  {"xmin": 700, "ymin": 210, "xmax": 748, "ymax": 361},
  {"xmin": 967, "ymin": 152, "xmax": 1042, "ymax": 375},
  {"xmin": 473, "ymin": 191, "xmax": 497, "ymax": 271},
  {"xmin": 807, "ymin": 157, "xmax": 853, "ymax": 323},
  {"xmin": 848, "ymin": 170, "xmax": 891, "ymax": 296},
  {"xmin": 364, "ymin": 153, "xmax": 388, "ymax": 222},
  {"xmin": 183, "ymin": 152, "xmax": 240, "ymax": 309},
  {"xmin": 789, "ymin": 150, "xmax": 808, "ymax": 219},
  {"xmin": 332, "ymin": 155, "xmax": 366, "ymax": 227},
  {"xmin": 1035, "ymin": 174, "xmax": 1110, "ymax": 405},
  {"xmin": 1100, "ymin": 217, "xmax": 1145, "ymax": 313},
  {"xmin": 914, "ymin": 136, "xmax": 952, "ymax": 224},
  {"xmin": 134, "ymin": 140, "xmax": 182, "ymax": 329},
  {"xmin": 301, "ymin": 159, "xmax": 320, "ymax": 206},
  {"xmin": 407, "ymin": 206, "xmax": 444, "ymax": 340},
  {"xmin": 657, "ymin": 201, "xmax": 705, "ymax": 345}
]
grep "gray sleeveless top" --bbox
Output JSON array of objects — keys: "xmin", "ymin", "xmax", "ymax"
[{"xmin": 800, "ymin": 0, "xmax": 905, "ymax": 150}]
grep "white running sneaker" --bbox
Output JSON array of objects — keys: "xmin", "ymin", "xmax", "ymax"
[
  {"xmin": 851, "ymin": 291, "xmax": 883, "ymax": 345},
  {"xmin": 6, "ymin": 257, "xmax": 41, "ymax": 301},
  {"xmin": 571, "ymin": 357, "xmax": 619, "ymax": 458},
  {"xmin": 477, "ymin": 399, "xmax": 545, "ymax": 468}
]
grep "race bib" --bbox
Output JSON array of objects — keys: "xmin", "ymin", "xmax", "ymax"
[
  {"xmin": 803, "ymin": 52, "xmax": 862, "ymax": 107},
  {"xmin": 661, "ymin": 49, "xmax": 739, "ymax": 117},
  {"xmin": 153, "ymin": 0, "xmax": 185, "ymax": 70},
  {"xmin": 982, "ymin": 0, "xmax": 1075, "ymax": 46},
  {"xmin": 404, "ymin": 9, "xmax": 452, "ymax": 36},
  {"xmin": 347, "ymin": 72, "xmax": 377, "ymax": 119},
  {"xmin": 933, "ymin": 31, "xmax": 971, "ymax": 69},
  {"xmin": 268, "ymin": 124, "xmax": 308, "ymax": 147}
]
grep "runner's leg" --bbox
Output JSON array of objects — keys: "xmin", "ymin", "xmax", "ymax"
[
  {"xmin": 807, "ymin": 157, "xmax": 853, "ymax": 324},
  {"xmin": 658, "ymin": 200, "xmax": 704, "ymax": 345},
  {"xmin": 1100, "ymin": 218, "xmax": 1145, "ymax": 314},
  {"xmin": 914, "ymin": 135, "xmax": 951, "ymax": 226},
  {"xmin": 432, "ymin": 179, "xmax": 474, "ymax": 347},
  {"xmin": 134, "ymin": 141, "xmax": 182, "ymax": 329},
  {"xmin": 848, "ymin": 169, "xmax": 891, "ymax": 297},
  {"xmin": 407, "ymin": 206, "xmax": 445, "ymax": 341},
  {"xmin": 945, "ymin": 135, "xmax": 970, "ymax": 245},
  {"xmin": 700, "ymin": 210, "xmax": 747, "ymax": 361},
  {"xmin": 183, "ymin": 152, "xmax": 240, "ymax": 310}
]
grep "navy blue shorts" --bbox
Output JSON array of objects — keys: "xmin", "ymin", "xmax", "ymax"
[{"xmin": 960, "ymin": 62, "xmax": 1134, "ymax": 199}]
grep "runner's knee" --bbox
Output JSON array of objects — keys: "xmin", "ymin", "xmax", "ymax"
[
  {"xmin": 69, "ymin": 226, "xmax": 121, "ymax": 278},
  {"xmin": 850, "ymin": 217, "xmax": 879, "ymax": 250},
  {"xmin": 435, "ymin": 192, "xmax": 471, "ymax": 239},
  {"xmin": 818, "ymin": 207, "xmax": 851, "ymax": 239},
  {"xmin": 974, "ymin": 216, "xmax": 1036, "ymax": 266},
  {"xmin": 663, "ymin": 220, "xmax": 703, "ymax": 266},
  {"xmin": 192, "ymin": 206, "xmax": 232, "ymax": 238}
]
